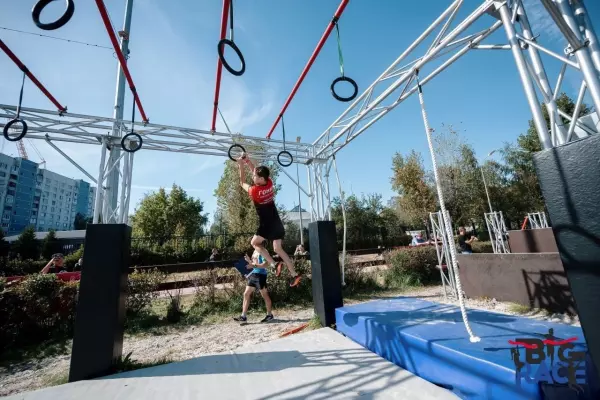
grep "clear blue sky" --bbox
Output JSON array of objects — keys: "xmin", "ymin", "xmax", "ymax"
[{"xmin": 1, "ymin": 0, "xmax": 597, "ymax": 224}]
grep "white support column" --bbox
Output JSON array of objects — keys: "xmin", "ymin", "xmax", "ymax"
[
  {"xmin": 497, "ymin": 1, "xmax": 552, "ymax": 149},
  {"xmin": 306, "ymin": 164, "xmax": 316, "ymax": 222},
  {"xmin": 516, "ymin": 3, "xmax": 568, "ymax": 145},
  {"xmin": 572, "ymin": 0, "xmax": 600, "ymax": 71},
  {"xmin": 123, "ymin": 152, "xmax": 135, "ymax": 224},
  {"xmin": 106, "ymin": 0, "xmax": 134, "ymax": 223},
  {"xmin": 93, "ymin": 139, "xmax": 108, "ymax": 224},
  {"xmin": 118, "ymin": 151, "xmax": 129, "ymax": 222},
  {"xmin": 554, "ymin": 0, "xmax": 600, "ymax": 113}
]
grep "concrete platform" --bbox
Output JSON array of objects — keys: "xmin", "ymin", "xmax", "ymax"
[{"xmin": 7, "ymin": 328, "xmax": 458, "ymax": 400}]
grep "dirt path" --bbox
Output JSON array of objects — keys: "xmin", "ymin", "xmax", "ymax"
[{"xmin": 0, "ymin": 285, "xmax": 579, "ymax": 397}]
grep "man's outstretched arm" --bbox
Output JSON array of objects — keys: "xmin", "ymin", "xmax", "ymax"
[{"xmin": 237, "ymin": 158, "xmax": 251, "ymax": 192}]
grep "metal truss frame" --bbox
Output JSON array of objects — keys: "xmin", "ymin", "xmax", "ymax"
[
  {"xmin": 1, "ymin": 0, "xmax": 599, "ymax": 232},
  {"xmin": 527, "ymin": 211, "xmax": 549, "ymax": 229},
  {"xmin": 430, "ymin": 210, "xmax": 458, "ymax": 300},
  {"xmin": 485, "ymin": 211, "xmax": 510, "ymax": 254}
]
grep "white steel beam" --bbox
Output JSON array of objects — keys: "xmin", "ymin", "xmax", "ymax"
[
  {"xmin": 0, "ymin": 105, "xmax": 320, "ymax": 164},
  {"xmin": 312, "ymin": 1, "xmax": 497, "ymax": 158}
]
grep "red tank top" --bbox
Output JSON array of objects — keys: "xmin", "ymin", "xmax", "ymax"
[{"xmin": 249, "ymin": 179, "xmax": 275, "ymax": 205}]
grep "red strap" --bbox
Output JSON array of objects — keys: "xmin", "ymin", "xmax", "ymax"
[
  {"xmin": 211, "ymin": 0, "xmax": 231, "ymax": 132},
  {"xmin": 0, "ymin": 39, "xmax": 67, "ymax": 113},
  {"xmin": 95, "ymin": 0, "xmax": 148, "ymax": 123},
  {"xmin": 266, "ymin": 0, "xmax": 350, "ymax": 139}
]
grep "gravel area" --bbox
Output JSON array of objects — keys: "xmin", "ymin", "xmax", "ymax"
[{"xmin": 0, "ymin": 285, "xmax": 579, "ymax": 397}]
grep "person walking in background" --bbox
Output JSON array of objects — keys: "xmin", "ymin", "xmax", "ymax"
[{"xmin": 458, "ymin": 226, "xmax": 477, "ymax": 254}]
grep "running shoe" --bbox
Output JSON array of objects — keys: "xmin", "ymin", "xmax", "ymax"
[
  {"xmin": 260, "ymin": 314, "xmax": 274, "ymax": 323},
  {"xmin": 290, "ymin": 274, "xmax": 302, "ymax": 287},
  {"xmin": 233, "ymin": 315, "xmax": 247, "ymax": 323}
]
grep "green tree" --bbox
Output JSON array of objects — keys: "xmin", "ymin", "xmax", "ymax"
[
  {"xmin": 500, "ymin": 93, "xmax": 589, "ymax": 227},
  {"xmin": 390, "ymin": 150, "xmax": 437, "ymax": 226},
  {"xmin": 73, "ymin": 213, "xmax": 90, "ymax": 230},
  {"xmin": 130, "ymin": 184, "xmax": 208, "ymax": 239},
  {"xmin": 331, "ymin": 193, "xmax": 391, "ymax": 248},
  {"xmin": 41, "ymin": 229, "xmax": 59, "ymax": 260},
  {"xmin": 14, "ymin": 226, "xmax": 39, "ymax": 260}
]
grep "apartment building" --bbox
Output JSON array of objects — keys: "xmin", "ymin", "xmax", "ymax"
[{"xmin": 0, "ymin": 153, "xmax": 95, "ymax": 235}]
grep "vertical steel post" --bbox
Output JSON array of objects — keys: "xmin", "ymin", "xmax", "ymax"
[
  {"xmin": 118, "ymin": 150, "xmax": 129, "ymax": 222},
  {"xmin": 106, "ymin": 0, "xmax": 134, "ymax": 223},
  {"xmin": 516, "ymin": 3, "xmax": 567, "ymax": 145},
  {"xmin": 572, "ymin": 0, "xmax": 600, "ymax": 71},
  {"xmin": 93, "ymin": 139, "xmax": 108, "ymax": 224},
  {"xmin": 554, "ymin": 0, "xmax": 600, "ymax": 113},
  {"xmin": 497, "ymin": 1, "xmax": 552, "ymax": 149}
]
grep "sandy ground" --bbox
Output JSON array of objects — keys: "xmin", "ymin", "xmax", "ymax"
[{"xmin": 0, "ymin": 285, "xmax": 579, "ymax": 397}]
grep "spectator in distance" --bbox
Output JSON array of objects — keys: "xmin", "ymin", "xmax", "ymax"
[{"xmin": 41, "ymin": 253, "xmax": 67, "ymax": 274}]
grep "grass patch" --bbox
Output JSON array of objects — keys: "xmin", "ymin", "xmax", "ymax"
[
  {"xmin": 0, "ymin": 337, "xmax": 71, "ymax": 368},
  {"xmin": 306, "ymin": 314, "xmax": 322, "ymax": 331},
  {"xmin": 507, "ymin": 302, "xmax": 532, "ymax": 314},
  {"xmin": 41, "ymin": 370, "xmax": 69, "ymax": 387},
  {"xmin": 113, "ymin": 351, "xmax": 173, "ymax": 373}
]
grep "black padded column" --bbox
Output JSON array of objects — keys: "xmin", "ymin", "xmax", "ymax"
[
  {"xmin": 69, "ymin": 224, "xmax": 131, "ymax": 382},
  {"xmin": 534, "ymin": 135, "xmax": 600, "ymax": 380},
  {"xmin": 309, "ymin": 220, "xmax": 343, "ymax": 327}
]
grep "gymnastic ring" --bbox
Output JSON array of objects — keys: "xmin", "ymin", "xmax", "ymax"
[
  {"xmin": 3, "ymin": 118, "xmax": 28, "ymax": 142},
  {"xmin": 277, "ymin": 151, "xmax": 293, "ymax": 167},
  {"xmin": 32, "ymin": 0, "xmax": 75, "ymax": 31},
  {"xmin": 228, "ymin": 144, "xmax": 246, "ymax": 161},
  {"xmin": 218, "ymin": 38, "xmax": 246, "ymax": 77},
  {"xmin": 331, "ymin": 76, "xmax": 358, "ymax": 102},
  {"xmin": 121, "ymin": 132, "xmax": 142, "ymax": 153}
]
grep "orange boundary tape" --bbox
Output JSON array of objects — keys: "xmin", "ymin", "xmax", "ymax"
[{"xmin": 280, "ymin": 322, "xmax": 310, "ymax": 338}]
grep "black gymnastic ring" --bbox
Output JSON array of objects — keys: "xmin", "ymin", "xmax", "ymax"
[
  {"xmin": 331, "ymin": 76, "xmax": 358, "ymax": 102},
  {"xmin": 3, "ymin": 118, "xmax": 28, "ymax": 142},
  {"xmin": 218, "ymin": 38, "xmax": 246, "ymax": 77},
  {"xmin": 121, "ymin": 132, "xmax": 142, "ymax": 153},
  {"xmin": 228, "ymin": 144, "xmax": 246, "ymax": 161},
  {"xmin": 277, "ymin": 151, "xmax": 293, "ymax": 167},
  {"xmin": 32, "ymin": 0, "xmax": 75, "ymax": 31}
]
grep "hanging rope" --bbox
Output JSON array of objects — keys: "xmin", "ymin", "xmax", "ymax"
[
  {"xmin": 3, "ymin": 71, "xmax": 29, "ymax": 142},
  {"xmin": 218, "ymin": 0, "xmax": 245, "ymax": 76},
  {"xmin": 414, "ymin": 69, "xmax": 480, "ymax": 343},
  {"xmin": 277, "ymin": 115, "xmax": 293, "ymax": 167},
  {"xmin": 330, "ymin": 19, "xmax": 357, "ymax": 102},
  {"xmin": 121, "ymin": 95, "xmax": 143, "ymax": 152},
  {"xmin": 218, "ymin": 106, "xmax": 232, "ymax": 135}
]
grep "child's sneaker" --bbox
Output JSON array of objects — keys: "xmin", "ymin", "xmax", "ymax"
[
  {"xmin": 233, "ymin": 315, "xmax": 247, "ymax": 323},
  {"xmin": 260, "ymin": 314, "xmax": 274, "ymax": 323},
  {"xmin": 290, "ymin": 274, "xmax": 302, "ymax": 287}
]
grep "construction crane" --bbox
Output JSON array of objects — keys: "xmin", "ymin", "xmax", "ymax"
[{"xmin": 3, "ymin": 118, "xmax": 46, "ymax": 167}]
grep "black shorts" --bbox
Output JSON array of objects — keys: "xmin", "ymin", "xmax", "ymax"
[
  {"xmin": 247, "ymin": 273, "xmax": 267, "ymax": 290},
  {"xmin": 256, "ymin": 218, "xmax": 285, "ymax": 241}
]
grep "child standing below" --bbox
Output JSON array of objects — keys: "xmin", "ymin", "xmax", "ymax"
[
  {"xmin": 234, "ymin": 250, "xmax": 273, "ymax": 324},
  {"xmin": 236, "ymin": 152, "xmax": 302, "ymax": 287}
]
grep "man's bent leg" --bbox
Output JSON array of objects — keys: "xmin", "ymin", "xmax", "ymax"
[
  {"xmin": 273, "ymin": 239, "xmax": 297, "ymax": 276},
  {"xmin": 251, "ymin": 235, "xmax": 276, "ymax": 265}
]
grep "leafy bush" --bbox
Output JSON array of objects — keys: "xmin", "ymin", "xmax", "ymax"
[
  {"xmin": 472, "ymin": 241, "xmax": 494, "ymax": 253},
  {"xmin": 383, "ymin": 246, "xmax": 439, "ymax": 288},
  {"xmin": 127, "ymin": 269, "xmax": 167, "ymax": 315},
  {"xmin": 0, "ymin": 274, "xmax": 78, "ymax": 353},
  {"xmin": 0, "ymin": 259, "xmax": 48, "ymax": 277},
  {"xmin": 64, "ymin": 245, "xmax": 84, "ymax": 270},
  {"xmin": 396, "ymin": 235, "xmax": 413, "ymax": 246}
]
